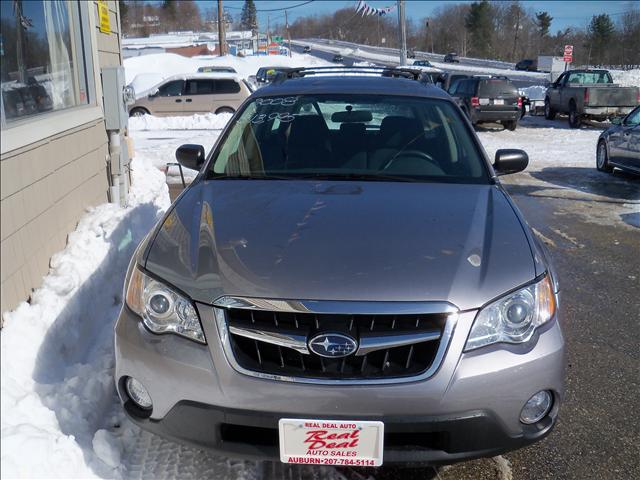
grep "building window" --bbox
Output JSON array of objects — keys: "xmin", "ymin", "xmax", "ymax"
[{"xmin": 1, "ymin": 0, "xmax": 90, "ymax": 124}]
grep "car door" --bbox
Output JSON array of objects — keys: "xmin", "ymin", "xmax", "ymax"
[
  {"xmin": 148, "ymin": 79, "xmax": 185, "ymax": 116},
  {"xmin": 617, "ymin": 107, "xmax": 640, "ymax": 171},
  {"xmin": 183, "ymin": 79, "xmax": 216, "ymax": 114},
  {"xmin": 547, "ymin": 73, "xmax": 564, "ymax": 110},
  {"xmin": 211, "ymin": 79, "xmax": 243, "ymax": 112}
]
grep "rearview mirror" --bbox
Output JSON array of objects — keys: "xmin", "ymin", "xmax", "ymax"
[
  {"xmin": 331, "ymin": 110, "xmax": 373, "ymax": 123},
  {"xmin": 176, "ymin": 144, "xmax": 206, "ymax": 171},
  {"xmin": 493, "ymin": 149, "xmax": 528, "ymax": 176}
]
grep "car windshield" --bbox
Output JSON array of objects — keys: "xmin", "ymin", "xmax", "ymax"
[{"xmin": 207, "ymin": 94, "xmax": 489, "ymax": 183}]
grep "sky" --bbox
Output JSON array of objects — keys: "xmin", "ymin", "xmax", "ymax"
[{"xmin": 192, "ymin": 0, "xmax": 637, "ymax": 32}]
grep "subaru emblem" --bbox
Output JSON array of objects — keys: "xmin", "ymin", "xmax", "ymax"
[{"xmin": 308, "ymin": 333, "xmax": 358, "ymax": 358}]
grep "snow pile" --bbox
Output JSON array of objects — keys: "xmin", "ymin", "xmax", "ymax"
[
  {"xmin": 477, "ymin": 116, "xmax": 602, "ymax": 170},
  {"xmin": 520, "ymin": 85, "xmax": 547, "ymax": 100},
  {"xmin": 124, "ymin": 52, "xmax": 331, "ymax": 93},
  {"xmin": 129, "ymin": 111, "xmax": 232, "ymax": 131},
  {"xmin": 0, "ymin": 156, "xmax": 170, "ymax": 478},
  {"xmin": 610, "ymin": 69, "xmax": 640, "ymax": 87}
]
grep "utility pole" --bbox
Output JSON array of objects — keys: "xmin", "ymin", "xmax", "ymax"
[
  {"xmin": 267, "ymin": 14, "xmax": 270, "ymax": 46},
  {"xmin": 217, "ymin": 0, "xmax": 225, "ymax": 56},
  {"xmin": 285, "ymin": 10, "xmax": 292, "ymax": 58},
  {"xmin": 397, "ymin": 0, "xmax": 407, "ymax": 66}
]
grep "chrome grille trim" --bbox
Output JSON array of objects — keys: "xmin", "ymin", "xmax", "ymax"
[
  {"xmin": 213, "ymin": 296, "xmax": 458, "ymax": 315},
  {"xmin": 213, "ymin": 298, "xmax": 459, "ymax": 385}
]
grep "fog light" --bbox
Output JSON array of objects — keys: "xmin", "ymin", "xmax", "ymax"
[
  {"xmin": 520, "ymin": 390, "xmax": 552, "ymax": 424},
  {"xmin": 125, "ymin": 377, "xmax": 152, "ymax": 410}
]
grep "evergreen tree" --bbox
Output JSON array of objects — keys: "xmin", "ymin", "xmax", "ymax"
[
  {"xmin": 535, "ymin": 11, "xmax": 552, "ymax": 38},
  {"xmin": 465, "ymin": 0, "xmax": 494, "ymax": 58},
  {"xmin": 535, "ymin": 11, "xmax": 552, "ymax": 54},
  {"xmin": 241, "ymin": 0, "xmax": 258, "ymax": 34},
  {"xmin": 588, "ymin": 14, "xmax": 615, "ymax": 65}
]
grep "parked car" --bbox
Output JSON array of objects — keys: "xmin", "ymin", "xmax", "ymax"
[
  {"xmin": 116, "ymin": 66, "xmax": 565, "ymax": 467},
  {"xmin": 444, "ymin": 52, "xmax": 460, "ymax": 63},
  {"xmin": 451, "ymin": 77, "xmax": 521, "ymax": 130},
  {"xmin": 303, "ymin": 45, "xmax": 311, "ymax": 53},
  {"xmin": 256, "ymin": 66, "xmax": 284, "ymax": 84},
  {"xmin": 436, "ymin": 73, "xmax": 470, "ymax": 93},
  {"xmin": 412, "ymin": 60, "xmax": 433, "ymax": 68},
  {"xmin": 515, "ymin": 59, "xmax": 537, "ymax": 72},
  {"xmin": 128, "ymin": 74, "xmax": 251, "ymax": 117},
  {"xmin": 544, "ymin": 69, "xmax": 640, "ymax": 128},
  {"xmin": 332, "ymin": 53, "xmax": 344, "ymax": 63},
  {"xmin": 197, "ymin": 66, "xmax": 237, "ymax": 73},
  {"xmin": 596, "ymin": 105, "xmax": 640, "ymax": 175},
  {"xmin": 407, "ymin": 49, "xmax": 416, "ymax": 59}
]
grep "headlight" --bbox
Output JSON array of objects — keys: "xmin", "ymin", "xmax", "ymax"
[
  {"xmin": 125, "ymin": 267, "xmax": 206, "ymax": 344},
  {"xmin": 465, "ymin": 275, "xmax": 556, "ymax": 351}
]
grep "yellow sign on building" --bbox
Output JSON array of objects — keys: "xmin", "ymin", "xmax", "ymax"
[{"xmin": 98, "ymin": 1, "xmax": 111, "ymax": 34}]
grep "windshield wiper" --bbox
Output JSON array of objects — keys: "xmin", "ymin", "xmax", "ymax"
[{"xmin": 291, "ymin": 173, "xmax": 421, "ymax": 183}]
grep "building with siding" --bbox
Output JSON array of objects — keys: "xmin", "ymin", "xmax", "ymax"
[{"xmin": 1, "ymin": 1, "xmax": 127, "ymax": 316}]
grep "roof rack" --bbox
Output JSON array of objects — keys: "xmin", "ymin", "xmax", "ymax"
[{"xmin": 272, "ymin": 66, "xmax": 432, "ymax": 83}]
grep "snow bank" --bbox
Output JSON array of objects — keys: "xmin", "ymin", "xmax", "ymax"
[
  {"xmin": 477, "ymin": 116, "xmax": 602, "ymax": 170},
  {"xmin": 520, "ymin": 85, "xmax": 546, "ymax": 100},
  {"xmin": 124, "ymin": 52, "xmax": 331, "ymax": 94},
  {"xmin": 610, "ymin": 69, "xmax": 640, "ymax": 87},
  {"xmin": 129, "ymin": 112, "xmax": 231, "ymax": 131},
  {"xmin": 0, "ymin": 156, "xmax": 170, "ymax": 478}
]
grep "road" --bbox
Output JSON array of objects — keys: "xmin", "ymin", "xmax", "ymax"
[{"xmin": 291, "ymin": 42, "xmax": 547, "ymax": 89}]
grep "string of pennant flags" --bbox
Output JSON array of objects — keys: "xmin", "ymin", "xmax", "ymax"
[{"xmin": 355, "ymin": 0, "xmax": 396, "ymax": 17}]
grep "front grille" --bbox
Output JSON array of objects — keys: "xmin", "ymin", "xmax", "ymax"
[{"xmin": 222, "ymin": 308, "xmax": 448, "ymax": 381}]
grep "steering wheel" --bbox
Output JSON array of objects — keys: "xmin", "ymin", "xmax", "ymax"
[{"xmin": 381, "ymin": 149, "xmax": 437, "ymax": 171}]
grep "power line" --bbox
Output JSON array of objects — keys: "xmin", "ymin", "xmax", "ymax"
[{"xmin": 225, "ymin": 0, "xmax": 315, "ymax": 12}]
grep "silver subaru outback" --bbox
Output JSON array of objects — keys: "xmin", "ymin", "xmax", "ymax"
[{"xmin": 115, "ymin": 67, "xmax": 565, "ymax": 467}]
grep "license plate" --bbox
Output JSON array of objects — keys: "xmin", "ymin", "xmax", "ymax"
[
  {"xmin": 493, "ymin": 99, "xmax": 505, "ymax": 105},
  {"xmin": 479, "ymin": 98, "xmax": 490, "ymax": 105},
  {"xmin": 279, "ymin": 418, "xmax": 384, "ymax": 466}
]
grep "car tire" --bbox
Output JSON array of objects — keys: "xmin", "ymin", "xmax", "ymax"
[
  {"xmin": 129, "ymin": 107, "xmax": 149, "ymax": 117},
  {"xmin": 596, "ymin": 140, "xmax": 613, "ymax": 173},
  {"xmin": 544, "ymin": 98, "xmax": 556, "ymax": 120},
  {"xmin": 504, "ymin": 120, "xmax": 517, "ymax": 131},
  {"xmin": 215, "ymin": 107, "xmax": 235, "ymax": 114},
  {"xmin": 568, "ymin": 102, "xmax": 581, "ymax": 128}
]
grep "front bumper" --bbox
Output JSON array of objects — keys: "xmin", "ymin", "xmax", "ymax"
[{"xmin": 114, "ymin": 304, "xmax": 566, "ymax": 464}]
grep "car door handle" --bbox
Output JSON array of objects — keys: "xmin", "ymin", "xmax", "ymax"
[
  {"xmin": 175, "ymin": 99, "xmax": 182, "ymax": 103},
  {"xmin": 185, "ymin": 99, "xmax": 192, "ymax": 103}
]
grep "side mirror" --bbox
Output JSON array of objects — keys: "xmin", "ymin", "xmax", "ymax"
[
  {"xmin": 176, "ymin": 144, "xmax": 206, "ymax": 171},
  {"xmin": 493, "ymin": 149, "xmax": 528, "ymax": 176},
  {"xmin": 148, "ymin": 88, "xmax": 159, "ymax": 98},
  {"xmin": 611, "ymin": 116, "xmax": 622, "ymax": 125}
]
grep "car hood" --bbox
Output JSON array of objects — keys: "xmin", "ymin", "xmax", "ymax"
[{"xmin": 144, "ymin": 180, "xmax": 536, "ymax": 311}]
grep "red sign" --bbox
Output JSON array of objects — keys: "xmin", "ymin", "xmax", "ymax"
[{"xmin": 564, "ymin": 44, "xmax": 573, "ymax": 63}]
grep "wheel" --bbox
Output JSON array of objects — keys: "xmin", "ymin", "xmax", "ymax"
[
  {"xmin": 568, "ymin": 102, "xmax": 581, "ymax": 128},
  {"xmin": 129, "ymin": 107, "xmax": 149, "ymax": 117},
  {"xmin": 544, "ymin": 98, "xmax": 556, "ymax": 120},
  {"xmin": 215, "ymin": 107, "xmax": 235, "ymax": 114},
  {"xmin": 596, "ymin": 140, "xmax": 613, "ymax": 173},
  {"xmin": 504, "ymin": 120, "xmax": 517, "ymax": 131}
]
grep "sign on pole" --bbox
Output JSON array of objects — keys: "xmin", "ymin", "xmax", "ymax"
[{"xmin": 563, "ymin": 44, "xmax": 573, "ymax": 63}]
